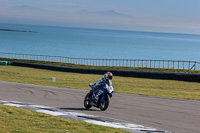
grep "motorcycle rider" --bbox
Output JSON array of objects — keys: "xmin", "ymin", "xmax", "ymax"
[{"xmin": 90, "ymin": 72, "xmax": 113, "ymax": 94}]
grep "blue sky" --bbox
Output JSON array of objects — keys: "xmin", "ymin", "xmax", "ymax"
[{"xmin": 0, "ymin": 0, "xmax": 200, "ymax": 34}]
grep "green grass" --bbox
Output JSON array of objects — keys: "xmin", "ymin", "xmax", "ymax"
[
  {"xmin": 0, "ymin": 64, "xmax": 199, "ymax": 133},
  {"xmin": 0, "ymin": 104, "xmax": 129, "ymax": 133},
  {"xmin": 1, "ymin": 58, "xmax": 200, "ymax": 73},
  {"xmin": 0, "ymin": 65, "xmax": 200, "ymax": 100}
]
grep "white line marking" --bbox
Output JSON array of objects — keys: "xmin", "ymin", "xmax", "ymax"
[
  {"xmin": 0, "ymin": 100, "xmax": 171, "ymax": 133},
  {"xmin": 4, "ymin": 103, "xmax": 24, "ymax": 107},
  {"xmin": 36, "ymin": 109, "xmax": 64, "ymax": 116}
]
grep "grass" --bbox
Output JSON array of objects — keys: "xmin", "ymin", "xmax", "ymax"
[
  {"xmin": 1, "ymin": 57, "xmax": 200, "ymax": 73},
  {"xmin": 0, "ymin": 64, "xmax": 199, "ymax": 133},
  {"xmin": 0, "ymin": 104, "xmax": 129, "ymax": 133},
  {"xmin": 0, "ymin": 65, "xmax": 200, "ymax": 100}
]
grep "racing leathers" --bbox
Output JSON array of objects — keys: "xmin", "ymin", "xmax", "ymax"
[{"xmin": 90, "ymin": 77, "xmax": 112, "ymax": 94}]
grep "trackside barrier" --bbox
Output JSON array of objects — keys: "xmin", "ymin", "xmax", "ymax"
[
  {"xmin": 0, "ymin": 61, "xmax": 11, "ymax": 65},
  {"xmin": 11, "ymin": 62, "xmax": 200, "ymax": 82},
  {"xmin": 1, "ymin": 52, "xmax": 200, "ymax": 70}
]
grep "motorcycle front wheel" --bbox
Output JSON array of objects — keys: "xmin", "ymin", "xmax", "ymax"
[
  {"xmin": 99, "ymin": 94, "xmax": 109, "ymax": 111},
  {"xmin": 84, "ymin": 93, "xmax": 92, "ymax": 109}
]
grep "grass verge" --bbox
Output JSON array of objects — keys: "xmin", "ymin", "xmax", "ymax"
[
  {"xmin": 0, "ymin": 104, "xmax": 129, "ymax": 133},
  {"xmin": 0, "ymin": 65, "xmax": 200, "ymax": 100}
]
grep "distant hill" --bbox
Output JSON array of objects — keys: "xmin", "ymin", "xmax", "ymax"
[
  {"xmin": 10, "ymin": 5, "xmax": 43, "ymax": 11},
  {"xmin": 77, "ymin": 9, "xmax": 132, "ymax": 17}
]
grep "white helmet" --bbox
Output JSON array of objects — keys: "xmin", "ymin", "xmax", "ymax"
[{"xmin": 104, "ymin": 72, "xmax": 113, "ymax": 80}]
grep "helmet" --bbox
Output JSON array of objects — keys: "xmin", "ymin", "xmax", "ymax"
[{"xmin": 104, "ymin": 72, "xmax": 113, "ymax": 80}]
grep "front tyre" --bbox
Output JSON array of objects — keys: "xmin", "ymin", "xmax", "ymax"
[
  {"xmin": 84, "ymin": 93, "xmax": 92, "ymax": 109},
  {"xmin": 99, "ymin": 94, "xmax": 109, "ymax": 111}
]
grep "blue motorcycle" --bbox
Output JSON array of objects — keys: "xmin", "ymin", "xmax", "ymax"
[{"xmin": 84, "ymin": 82, "xmax": 114, "ymax": 111}]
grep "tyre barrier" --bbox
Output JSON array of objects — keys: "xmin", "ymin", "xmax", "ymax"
[
  {"xmin": 0, "ymin": 61, "xmax": 11, "ymax": 65},
  {"xmin": 12, "ymin": 62, "xmax": 200, "ymax": 82}
]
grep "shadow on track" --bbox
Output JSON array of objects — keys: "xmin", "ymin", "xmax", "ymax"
[{"xmin": 59, "ymin": 107, "xmax": 100, "ymax": 112}]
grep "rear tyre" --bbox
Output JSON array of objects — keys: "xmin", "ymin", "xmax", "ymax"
[
  {"xmin": 99, "ymin": 94, "xmax": 109, "ymax": 111},
  {"xmin": 84, "ymin": 93, "xmax": 92, "ymax": 109}
]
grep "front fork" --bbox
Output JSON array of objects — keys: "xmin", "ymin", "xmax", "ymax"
[
  {"xmin": 101, "ymin": 94, "xmax": 112, "ymax": 102},
  {"xmin": 101, "ymin": 94, "xmax": 105, "ymax": 102}
]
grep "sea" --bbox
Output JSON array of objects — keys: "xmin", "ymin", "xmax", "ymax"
[{"xmin": 0, "ymin": 23, "xmax": 200, "ymax": 62}]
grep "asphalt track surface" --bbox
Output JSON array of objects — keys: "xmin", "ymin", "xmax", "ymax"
[{"xmin": 0, "ymin": 81, "xmax": 200, "ymax": 133}]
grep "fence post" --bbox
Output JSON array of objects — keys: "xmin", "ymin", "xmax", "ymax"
[
  {"xmin": 150, "ymin": 60, "xmax": 151, "ymax": 68},
  {"xmin": 146, "ymin": 60, "xmax": 148, "ymax": 68},
  {"xmin": 168, "ymin": 60, "xmax": 170, "ymax": 69},
  {"xmin": 158, "ymin": 60, "xmax": 160, "ymax": 68},
  {"xmin": 188, "ymin": 61, "xmax": 190, "ymax": 70},
  {"xmin": 178, "ymin": 61, "xmax": 179, "ymax": 69},
  {"xmin": 163, "ymin": 60, "xmax": 165, "ymax": 68},
  {"xmin": 142, "ymin": 60, "xmax": 143, "ymax": 67}
]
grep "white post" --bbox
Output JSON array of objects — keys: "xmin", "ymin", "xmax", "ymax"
[{"xmin": 52, "ymin": 77, "xmax": 56, "ymax": 82}]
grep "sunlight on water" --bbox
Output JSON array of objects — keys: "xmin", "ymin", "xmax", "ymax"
[{"xmin": 0, "ymin": 23, "xmax": 200, "ymax": 61}]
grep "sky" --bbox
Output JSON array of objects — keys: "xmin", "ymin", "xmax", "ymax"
[{"xmin": 0, "ymin": 0, "xmax": 200, "ymax": 34}]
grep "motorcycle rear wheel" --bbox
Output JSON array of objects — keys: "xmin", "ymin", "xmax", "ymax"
[
  {"xmin": 99, "ymin": 94, "xmax": 109, "ymax": 111},
  {"xmin": 84, "ymin": 93, "xmax": 92, "ymax": 109}
]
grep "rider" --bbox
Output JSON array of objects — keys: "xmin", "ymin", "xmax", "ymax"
[{"xmin": 90, "ymin": 72, "xmax": 113, "ymax": 94}]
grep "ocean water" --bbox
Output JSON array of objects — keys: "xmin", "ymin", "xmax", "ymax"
[{"xmin": 0, "ymin": 23, "xmax": 200, "ymax": 61}]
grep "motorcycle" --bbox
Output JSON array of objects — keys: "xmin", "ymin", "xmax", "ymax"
[{"xmin": 84, "ymin": 81, "xmax": 114, "ymax": 111}]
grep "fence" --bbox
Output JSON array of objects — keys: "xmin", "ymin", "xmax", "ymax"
[{"xmin": 1, "ymin": 52, "xmax": 200, "ymax": 70}]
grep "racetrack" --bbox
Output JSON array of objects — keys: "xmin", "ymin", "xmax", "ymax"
[{"xmin": 0, "ymin": 81, "xmax": 200, "ymax": 133}]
